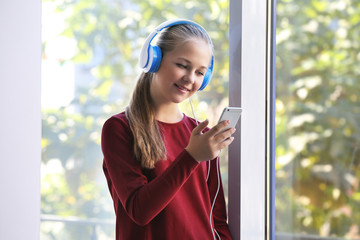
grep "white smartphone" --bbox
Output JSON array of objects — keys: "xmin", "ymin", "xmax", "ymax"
[{"xmin": 218, "ymin": 107, "xmax": 242, "ymax": 130}]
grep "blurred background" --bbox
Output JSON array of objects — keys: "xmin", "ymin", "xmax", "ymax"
[
  {"xmin": 41, "ymin": 0, "xmax": 359, "ymax": 239},
  {"xmin": 275, "ymin": 0, "xmax": 360, "ymax": 238}
]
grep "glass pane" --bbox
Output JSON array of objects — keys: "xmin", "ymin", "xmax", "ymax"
[
  {"xmin": 41, "ymin": 0, "xmax": 229, "ymax": 238},
  {"xmin": 275, "ymin": 0, "xmax": 360, "ymax": 239}
]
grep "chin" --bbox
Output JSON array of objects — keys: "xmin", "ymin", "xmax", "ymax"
[
  {"xmin": 172, "ymin": 96, "xmax": 189, "ymax": 104},
  {"xmin": 173, "ymin": 98, "xmax": 185, "ymax": 104}
]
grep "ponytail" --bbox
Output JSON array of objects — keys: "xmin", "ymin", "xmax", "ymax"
[{"xmin": 126, "ymin": 72, "xmax": 166, "ymax": 169}]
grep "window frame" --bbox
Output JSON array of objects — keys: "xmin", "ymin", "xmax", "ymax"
[
  {"xmin": 0, "ymin": 0, "xmax": 41, "ymax": 239},
  {"xmin": 228, "ymin": 0, "xmax": 276, "ymax": 239}
]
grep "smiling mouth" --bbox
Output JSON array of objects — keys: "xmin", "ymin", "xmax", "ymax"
[{"xmin": 175, "ymin": 83, "xmax": 190, "ymax": 92}]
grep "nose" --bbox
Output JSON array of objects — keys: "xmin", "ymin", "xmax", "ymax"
[{"xmin": 184, "ymin": 70, "xmax": 196, "ymax": 84}]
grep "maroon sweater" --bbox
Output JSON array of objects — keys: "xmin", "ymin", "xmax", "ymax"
[{"xmin": 101, "ymin": 112, "xmax": 232, "ymax": 239}]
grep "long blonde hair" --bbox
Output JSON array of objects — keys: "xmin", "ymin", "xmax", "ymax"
[{"xmin": 126, "ymin": 23, "xmax": 212, "ymax": 169}]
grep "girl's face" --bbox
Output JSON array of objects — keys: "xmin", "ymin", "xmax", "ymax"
[{"xmin": 151, "ymin": 39, "xmax": 212, "ymax": 106}]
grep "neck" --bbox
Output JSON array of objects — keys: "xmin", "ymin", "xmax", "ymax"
[{"xmin": 153, "ymin": 103, "xmax": 183, "ymax": 123}]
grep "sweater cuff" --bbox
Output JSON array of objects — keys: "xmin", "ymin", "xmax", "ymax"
[{"xmin": 182, "ymin": 149, "xmax": 200, "ymax": 166}]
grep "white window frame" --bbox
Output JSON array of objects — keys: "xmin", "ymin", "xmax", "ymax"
[
  {"xmin": 228, "ymin": 0, "xmax": 276, "ymax": 239},
  {"xmin": 0, "ymin": 0, "xmax": 41, "ymax": 239}
]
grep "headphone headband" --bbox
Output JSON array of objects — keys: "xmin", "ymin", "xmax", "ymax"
[{"xmin": 139, "ymin": 19, "xmax": 214, "ymax": 91}]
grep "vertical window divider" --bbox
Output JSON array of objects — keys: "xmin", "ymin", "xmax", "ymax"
[
  {"xmin": 229, "ymin": 0, "xmax": 275, "ymax": 239},
  {"xmin": 265, "ymin": 0, "xmax": 276, "ymax": 240}
]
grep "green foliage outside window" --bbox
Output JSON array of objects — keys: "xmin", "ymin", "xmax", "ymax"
[{"xmin": 276, "ymin": 0, "xmax": 360, "ymax": 238}]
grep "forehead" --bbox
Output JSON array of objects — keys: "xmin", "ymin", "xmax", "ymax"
[{"xmin": 166, "ymin": 39, "xmax": 212, "ymax": 67}]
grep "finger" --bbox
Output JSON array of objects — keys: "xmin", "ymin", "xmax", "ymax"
[
  {"xmin": 192, "ymin": 119, "xmax": 209, "ymax": 135},
  {"xmin": 207, "ymin": 120, "xmax": 230, "ymax": 136},
  {"xmin": 214, "ymin": 127, "xmax": 236, "ymax": 141},
  {"xmin": 217, "ymin": 136, "xmax": 235, "ymax": 149}
]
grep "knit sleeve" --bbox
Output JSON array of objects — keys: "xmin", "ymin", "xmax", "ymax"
[
  {"xmin": 101, "ymin": 116, "xmax": 199, "ymax": 226},
  {"xmin": 207, "ymin": 157, "xmax": 233, "ymax": 239}
]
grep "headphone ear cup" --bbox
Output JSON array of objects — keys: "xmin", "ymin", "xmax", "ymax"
[
  {"xmin": 198, "ymin": 55, "xmax": 214, "ymax": 91},
  {"xmin": 147, "ymin": 45, "xmax": 162, "ymax": 73},
  {"xmin": 198, "ymin": 69, "xmax": 212, "ymax": 91}
]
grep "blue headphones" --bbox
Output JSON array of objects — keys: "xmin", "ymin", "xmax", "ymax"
[{"xmin": 139, "ymin": 19, "xmax": 214, "ymax": 91}]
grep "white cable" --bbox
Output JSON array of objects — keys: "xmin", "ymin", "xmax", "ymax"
[
  {"xmin": 189, "ymin": 98, "xmax": 199, "ymax": 125},
  {"xmin": 215, "ymin": 229, "xmax": 221, "ymax": 240},
  {"xmin": 209, "ymin": 155, "xmax": 221, "ymax": 240},
  {"xmin": 189, "ymin": 98, "xmax": 220, "ymax": 240},
  {"xmin": 189, "ymin": 98, "xmax": 211, "ymax": 181}
]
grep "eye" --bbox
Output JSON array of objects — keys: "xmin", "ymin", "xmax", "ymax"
[
  {"xmin": 176, "ymin": 63, "xmax": 187, "ymax": 69},
  {"xmin": 197, "ymin": 71, "xmax": 205, "ymax": 76}
]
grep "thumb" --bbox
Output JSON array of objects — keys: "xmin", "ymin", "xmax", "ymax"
[{"xmin": 192, "ymin": 119, "xmax": 209, "ymax": 135}]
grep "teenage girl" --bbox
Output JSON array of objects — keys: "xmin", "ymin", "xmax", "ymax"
[{"xmin": 101, "ymin": 19, "xmax": 235, "ymax": 240}]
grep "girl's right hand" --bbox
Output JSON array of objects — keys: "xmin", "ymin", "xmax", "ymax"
[{"xmin": 185, "ymin": 119, "xmax": 236, "ymax": 162}]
